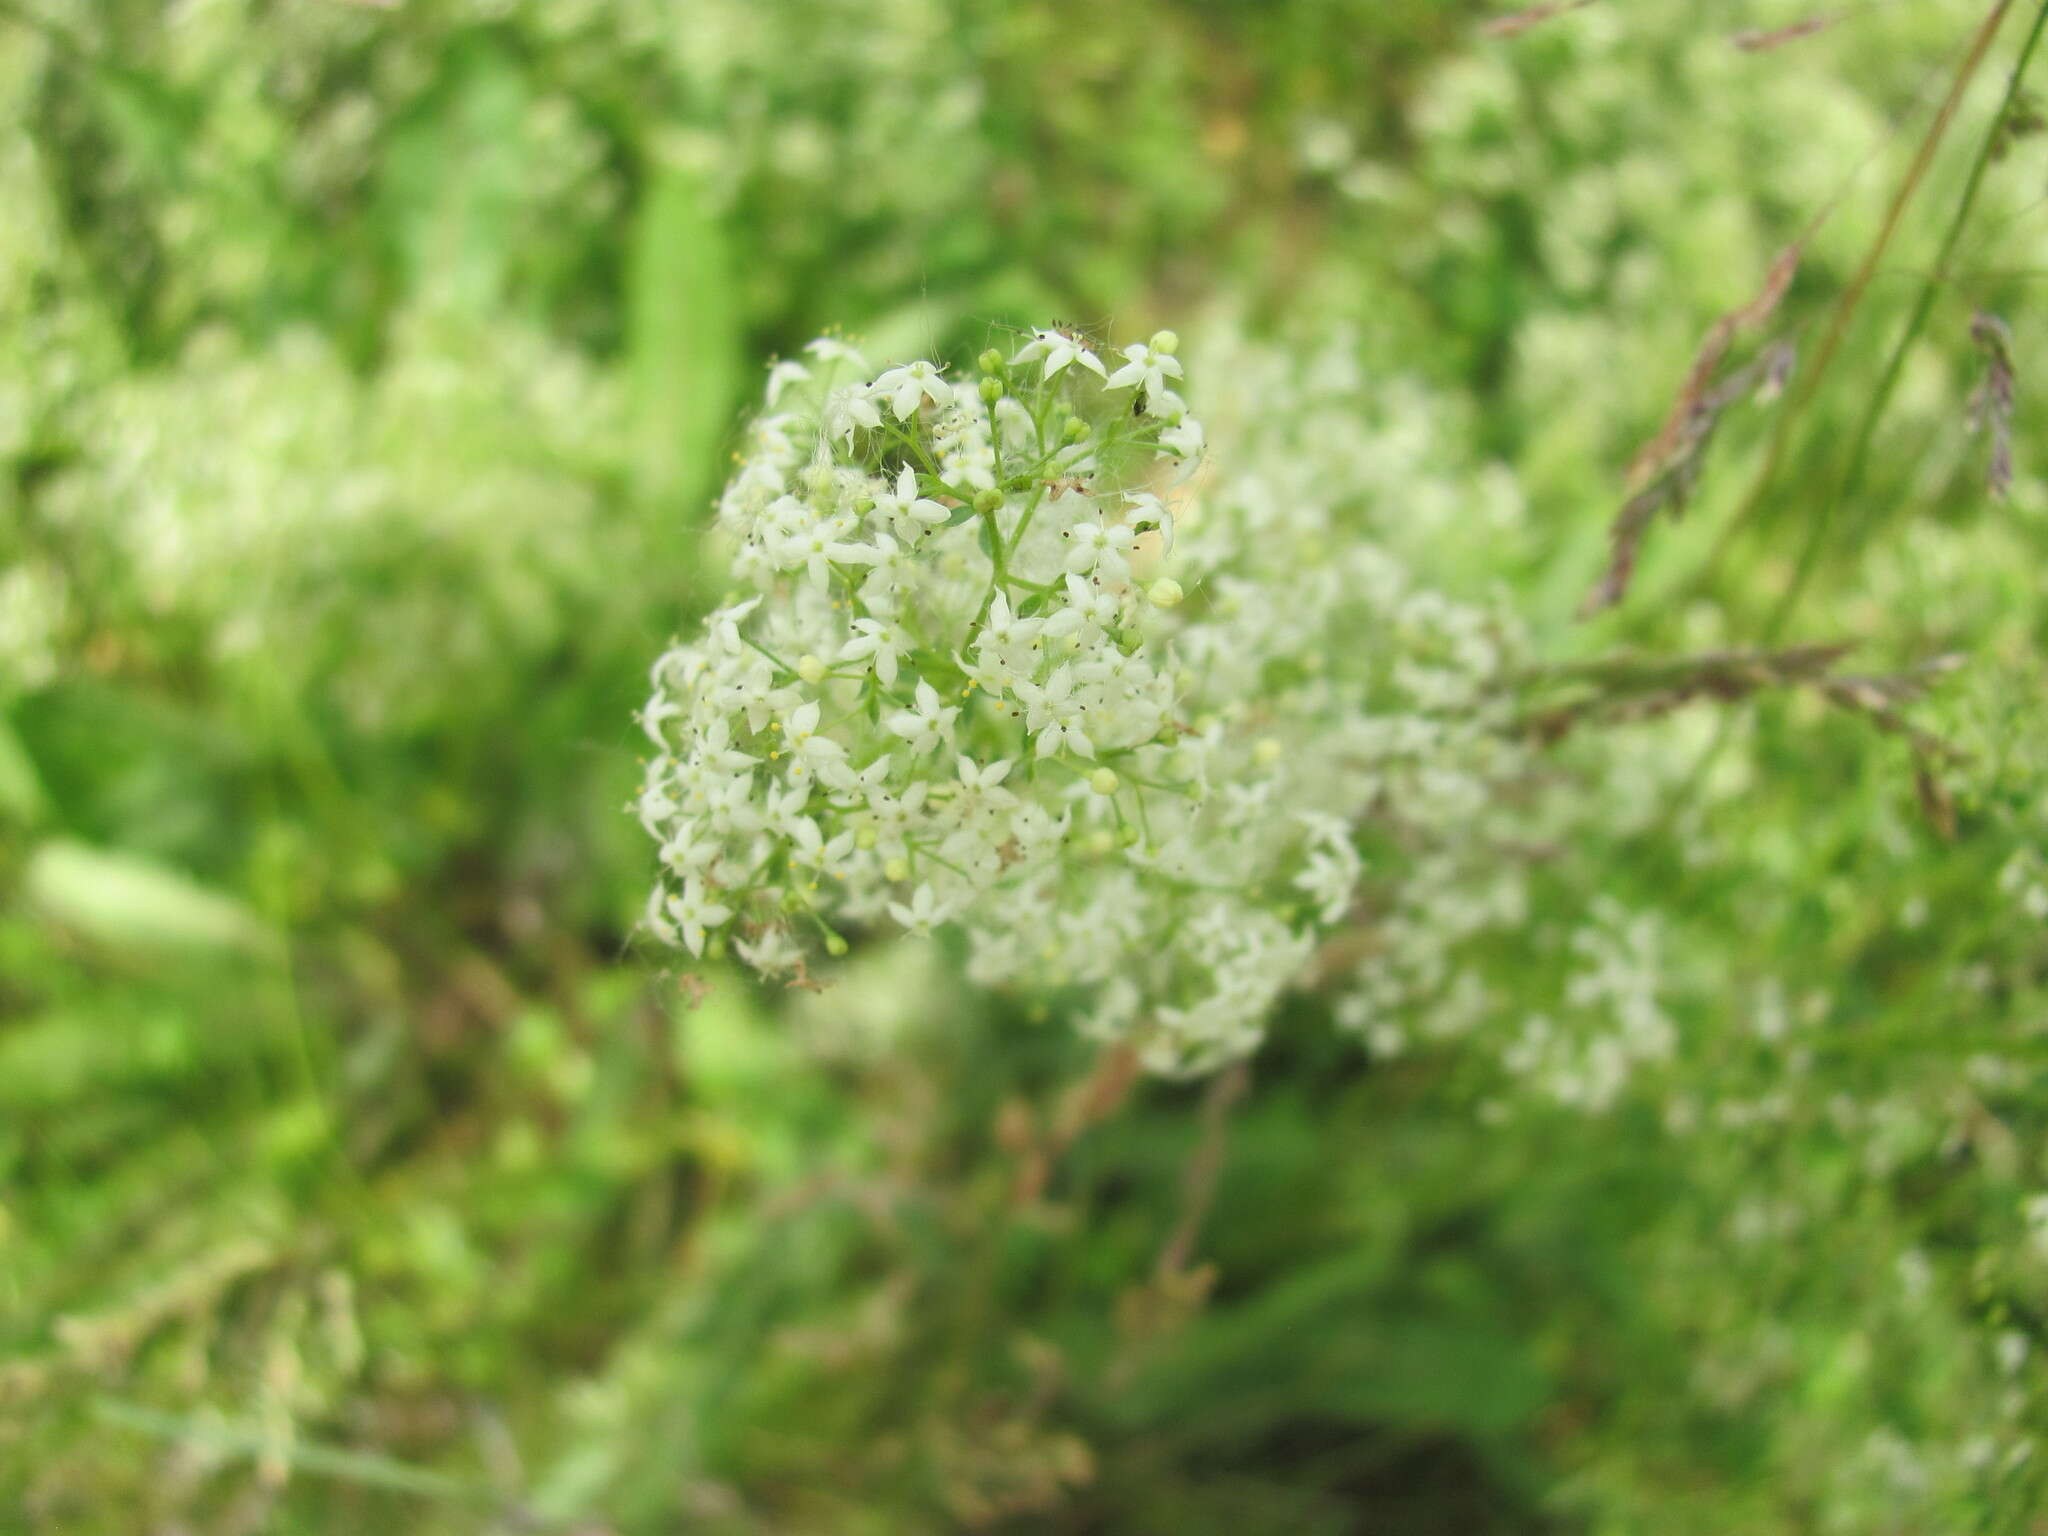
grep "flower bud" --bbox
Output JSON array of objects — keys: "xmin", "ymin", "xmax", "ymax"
[
  {"xmin": 1064, "ymin": 417, "xmax": 1090, "ymax": 443},
  {"xmin": 1146, "ymin": 577, "xmax": 1184, "ymax": 608},
  {"xmin": 1149, "ymin": 329, "xmax": 1180, "ymax": 356},
  {"xmin": 883, "ymin": 856, "xmax": 910, "ymax": 882},
  {"xmin": 979, "ymin": 375, "xmax": 1003, "ymax": 405},
  {"xmin": 796, "ymin": 653, "xmax": 828, "ymax": 685},
  {"xmin": 1088, "ymin": 767, "xmax": 1120, "ymax": 795},
  {"xmin": 973, "ymin": 488, "xmax": 1004, "ymax": 515},
  {"xmin": 978, "ymin": 348, "xmax": 1004, "ymax": 374}
]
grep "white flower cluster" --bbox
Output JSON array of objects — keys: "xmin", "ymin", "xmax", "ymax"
[{"xmin": 638, "ymin": 325, "xmax": 1535, "ymax": 1072}]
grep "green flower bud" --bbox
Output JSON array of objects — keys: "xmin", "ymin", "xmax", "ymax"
[
  {"xmin": 1147, "ymin": 577, "xmax": 1184, "ymax": 608},
  {"xmin": 979, "ymin": 375, "xmax": 1003, "ymax": 405},
  {"xmin": 977, "ymin": 348, "xmax": 1004, "ymax": 374},
  {"xmin": 973, "ymin": 487, "xmax": 1004, "ymax": 515},
  {"xmin": 1149, "ymin": 329, "xmax": 1180, "ymax": 356},
  {"xmin": 1089, "ymin": 767, "xmax": 1120, "ymax": 795}
]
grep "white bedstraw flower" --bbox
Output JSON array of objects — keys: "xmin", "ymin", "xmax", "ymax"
[
  {"xmin": 805, "ymin": 336, "xmax": 870, "ymax": 372},
  {"xmin": 840, "ymin": 616, "xmax": 907, "ymax": 686},
  {"xmin": 874, "ymin": 464, "xmax": 950, "ymax": 537},
  {"xmin": 1012, "ymin": 328, "xmax": 1108, "ymax": 381},
  {"xmin": 1105, "ymin": 342, "xmax": 1184, "ymax": 397},
  {"xmin": 1065, "ymin": 517, "xmax": 1137, "ymax": 582},
  {"xmin": 780, "ymin": 701, "xmax": 847, "ymax": 783},
  {"xmin": 888, "ymin": 680, "xmax": 959, "ymax": 755},
  {"xmin": 956, "ymin": 755, "xmax": 1016, "ymax": 803},
  {"xmin": 665, "ymin": 877, "xmax": 732, "ymax": 957},
  {"xmin": 765, "ymin": 359, "xmax": 811, "ymax": 405},
  {"xmin": 870, "ymin": 360, "xmax": 953, "ymax": 419},
  {"xmin": 887, "ymin": 882, "xmax": 952, "ymax": 935},
  {"xmin": 1016, "ymin": 667, "xmax": 1094, "ymax": 760},
  {"xmin": 824, "ymin": 383, "xmax": 883, "ymax": 445}
]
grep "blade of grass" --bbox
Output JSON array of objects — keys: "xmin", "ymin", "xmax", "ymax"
[
  {"xmin": 1652, "ymin": 2, "xmax": 2024, "ymax": 827},
  {"xmin": 94, "ymin": 1399, "xmax": 487, "ymax": 1505},
  {"xmin": 1832, "ymin": 0, "xmax": 2048, "ymax": 555},
  {"xmin": 1758, "ymin": 0, "xmax": 2020, "ymax": 640}
]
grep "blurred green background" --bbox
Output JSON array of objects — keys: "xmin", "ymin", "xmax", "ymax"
[{"xmin": 7, "ymin": 0, "xmax": 2048, "ymax": 1530}]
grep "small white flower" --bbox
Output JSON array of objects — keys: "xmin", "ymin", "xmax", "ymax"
[
  {"xmin": 840, "ymin": 616, "xmax": 908, "ymax": 687},
  {"xmin": 764, "ymin": 359, "xmax": 811, "ymax": 405},
  {"xmin": 824, "ymin": 530, "xmax": 901, "ymax": 569},
  {"xmin": 1124, "ymin": 491, "xmax": 1175, "ymax": 554},
  {"xmin": 1105, "ymin": 342, "xmax": 1184, "ymax": 397},
  {"xmin": 871, "ymin": 360, "xmax": 953, "ymax": 419},
  {"xmin": 735, "ymin": 925, "xmax": 804, "ymax": 973},
  {"xmin": 1064, "ymin": 517, "xmax": 1138, "ymax": 582},
  {"xmin": 787, "ymin": 816, "xmax": 858, "ymax": 880},
  {"xmin": 873, "ymin": 464, "xmax": 950, "ymax": 538},
  {"xmin": 665, "ymin": 876, "xmax": 732, "ymax": 957},
  {"xmin": 888, "ymin": 881, "xmax": 953, "ymax": 934},
  {"xmin": 780, "ymin": 700, "xmax": 848, "ymax": 782},
  {"xmin": 1016, "ymin": 667, "xmax": 1094, "ymax": 759},
  {"xmin": 824, "ymin": 384, "xmax": 883, "ymax": 445},
  {"xmin": 888, "ymin": 680, "xmax": 960, "ymax": 755},
  {"xmin": 977, "ymin": 590, "xmax": 1044, "ymax": 654},
  {"xmin": 1012, "ymin": 328, "xmax": 1108, "ymax": 382},
  {"xmin": 805, "ymin": 336, "xmax": 871, "ymax": 372},
  {"xmin": 956, "ymin": 755, "xmax": 1015, "ymax": 797},
  {"xmin": 1160, "ymin": 412, "xmax": 1205, "ymax": 457},
  {"xmin": 777, "ymin": 506, "xmax": 861, "ymax": 590}
]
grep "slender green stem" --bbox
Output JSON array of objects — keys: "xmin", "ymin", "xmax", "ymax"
[
  {"xmin": 1834, "ymin": 0, "xmax": 2048, "ymax": 558},
  {"xmin": 1762, "ymin": 0, "xmax": 2020, "ymax": 641}
]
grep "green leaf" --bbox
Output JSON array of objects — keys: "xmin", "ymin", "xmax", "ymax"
[
  {"xmin": 24, "ymin": 840, "xmax": 276, "ymax": 959},
  {"xmin": 380, "ymin": 43, "xmax": 530, "ymax": 316},
  {"xmin": 0, "ymin": 713, "xmax": 51, "ymax": 826},
  {"xmin": 628, "ymin": 147, "xmax": 742, "ymax": 512}
]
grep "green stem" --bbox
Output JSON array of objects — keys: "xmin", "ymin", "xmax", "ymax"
[
  {"xmin": 1834, "ymin": 0, "xmax": 2048, "ymax": 558},
  {"xmin": 1761, "ymin": 0, "xmax": 2021, "ymax": 641}
]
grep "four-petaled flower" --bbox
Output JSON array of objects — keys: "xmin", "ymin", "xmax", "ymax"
[
  {"xmin": 1012, "ymin": 328, "xmax": 1108, "ymax": 382},
  {"xmin": 871, "ymin": 360, "xmax": 953, "ymax": 419},
  {"xmin": 874, "ymin": 464, "xmax": 951, "ymax": 538},
  {"xmin": 781, "ymin": 701, "xmax": 848, "ymax": 783},
  {"xmin": 888, "ymin": 680, "xmax": 960, "ymax": 755},
  {"xmin": 1015, "ymin": 667, "xmax": 1094, "ymax": 759},
  {"xmin": 887, "ymin": 881, "xmax": 952, "ymax": 935},
  {"xmin": 764, "ymin": 359, "xmax": 810, "ymax": 405},
  {"xmin": 1106, "ymin": 342, "xmax": 1184, "ymax": 397},
  {"xmin": 664, "ymin": 876, "xmax": 732, "ymax": 956},
  {"xmin": 1065, "ymin": 518, "xmax": 1138, "ymax": 583},
  {"xmin": 840, "ymin": 616, "xmax": 908, "ymax": 687}
]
